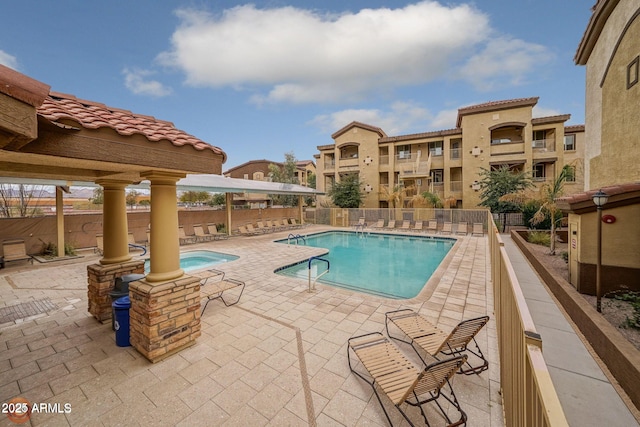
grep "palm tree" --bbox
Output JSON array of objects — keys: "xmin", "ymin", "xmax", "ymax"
[
  {"xmin": 501, "ymin": 163, "xmax": 576, "ymax": 254},
  {"xmin": 380, "ymin": 185, "xmax": 412, "ymax": 208}
]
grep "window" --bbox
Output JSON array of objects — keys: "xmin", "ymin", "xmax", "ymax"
[
  {"xmin": 564, "ymin": 134, "xmax": 575, "ymax": 151},
  {"xmin": 397, "ymin": 145, "xmax": 411, "ymax": 159},
  {"xmin": 253, "ymin": 171, "xmax": 264, "ymax": 181},
  {"xmin": 431, "ymin": 169, "xmax": 444, "ymax": 183},
  {"xmin": 491, "ymin": 138, "xmax": 512, "ymax": 145},
  {"xmin": 450, "ymin": 139, "xmax": 461, "ymax": 159},
  {"xmin": 533, "ymin": 164, "xmax": 545, "ymax": 181},
  {"xmin": 428, "ymin": 141, "xmax": 443, "ymax": 156},
  {"xmin": 565, "ymin": 165, "xmax": 576, "ymax": 182}
]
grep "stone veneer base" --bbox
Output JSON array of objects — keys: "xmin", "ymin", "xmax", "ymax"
[
  {"xmin": 129, "ymin": 275, "xmax": 201, "ymax": 363},
  {"xmin": 87, "ymin": 260, "xmax": 145, "ymax": 322}
]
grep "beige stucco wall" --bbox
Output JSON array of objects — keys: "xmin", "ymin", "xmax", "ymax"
[{"xmin": 584, "ymin": 0, "xmax": 640, "ymax": 189}]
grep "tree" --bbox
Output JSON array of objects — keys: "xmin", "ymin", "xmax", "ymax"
[
  {"xmin": 380, "ymin": 185, "xmax": 410, "ymax": 208},
  {"xmin": 304, "ymin": 172, "xmax": 316, "ymax": 206},
  {"xmin": 501, "ymin": 163, "xmax": 576, "ymax": 254},
  {"xmin": 327, "ymin": 174, "xmax": 365, "ymax": 208},
  {"xmin": 126, "ymin": 190, "xmax": 139, "ymax": 208},
  {"xmin": 478, "ymin": 165, "xmax": 533, "ymax": 231},
  {"xmin": 209, "ymin": 193, "xmax": 226, "ymax": 206},
  {"xmin": 180, "ymin": 191, "xmax": 211, "ymax": 205},
  {"xmin": 269, "ymin": 152, "xmax": 299, "ymax": 206},
  {"xmin": 90, "ymin": 187, "xmax": 103, "ymax": 205},
  {"xmin": 0, "ymin": 184, "xmax": 46, "ymax": 217}
]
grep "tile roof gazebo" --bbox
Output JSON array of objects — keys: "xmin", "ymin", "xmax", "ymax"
[{"xmin": 0, "ymin": 64, "xmax": 227, "ymax": 362}]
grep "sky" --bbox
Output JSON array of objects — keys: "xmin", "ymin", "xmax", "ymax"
[{"xmin": 1, "ymin": 1, "xmax": 594, "ymax": 171}]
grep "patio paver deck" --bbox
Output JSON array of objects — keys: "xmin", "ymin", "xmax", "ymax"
[{"xmin": 0, "ymin": 226, "xmax": 500, "ymax": 426}]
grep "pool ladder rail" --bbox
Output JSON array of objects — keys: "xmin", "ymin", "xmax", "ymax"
[
  {"xmin": 353, "ymin": 223, "xmax": 369, "ymax": 237},
  {"xmin": 308, "ymin": 256, "xmax": 330, "ymax": 293},
  {"xmin": 287, "ymin": 234, "xmax": 307, "ymax": 245}
]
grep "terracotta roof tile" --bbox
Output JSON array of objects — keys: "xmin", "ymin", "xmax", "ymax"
[
  {"xmin": 557, "ymin": 182, "xmax": 640, "ymax": 212},
  {"xmin": 565, "ymin": 124, "xmax": 585, "ymax": 132},
  {"xmin": 456, "ymin": 97, "xmax": 539, "ymax": 127},
  {"xmin": 0, "ymin": 65, "xmax": 51, "ymax": 107},
  {"xmin": 38, "ymin": 91, "xmax": 225, "ymax": 160}
]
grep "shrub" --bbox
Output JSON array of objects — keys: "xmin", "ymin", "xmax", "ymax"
[
  {"xmin": 560, "ymin": 251, "xmax": 569, "ymax": 263},
  {"xmin": 527, "ymin": 231, "xmax": 550, "ymax": 246},
  {"xmin": 612, "ymin": 292, "xmax": 640, "ymax": 329}
]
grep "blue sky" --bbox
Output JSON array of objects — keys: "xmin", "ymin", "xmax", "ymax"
[{"xmin": 1, "ymin": 1, "xmax": 593, "ymax": 170}]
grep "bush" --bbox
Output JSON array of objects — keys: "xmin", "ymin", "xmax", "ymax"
[
  {"xmin": 560, "ymin": 251, "xmax": 569, "ymax": 263},
  {"xmin": 527, "ymin": 231, "xmax": 550, "ymax": 246}
]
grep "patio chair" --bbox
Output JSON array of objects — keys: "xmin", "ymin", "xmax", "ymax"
[
  {"xmin": 207, "ymin": 223, "xmax": 229, "ymax": 240},
  {"xmin": 2, "ymin": 239, "xmax": 33, "ymax": 265},
  {"xmin": 193, "ymin": 224, "xmax": 213, "ymax": 242},
  {"xmin": 411, "ymin": 221, "xmax": 423, "ymax": 232},
  {"xmin": 256, "ymin": 221, "xmax": 272, "ymax": 233},
  {"xmin": 472, "ymin": 223, "xmax": 484, "ymax": 236},
  {"xmin": 370, "ymin": 219, "xmax": 385, "ymax": 230},
  {"xmin": 288, "ymin": 218, "xmax": 303, "ymax": 229},
  {"xmin": 426, "ymin": 220, "xmax": 438, "ymax": 233},
  {"xmin": 247, "ymin": 223, "xmax": 266, "ymax": 234},
  {"xmin": 384, "ymin": 220, "xmax": 396, "ymax": 230},
  {"xmin": 266, "ymin": 219, "xmax": 281, "ymax": 231},
  {"xmin": 399, "ymin": 220, "xmax": 411, "ymax": 231},
  {"xmin": 348, "ymin": 332, "xmax": 468, "ymax": 427},
  {"xmin": 456, "ymin": 222, "xmax": 468, "ymax": 236},
  {"xmin": 178, "ymin": 226, "xmax": 197, "ymax": 245},
  {"xmin": 128, "ymin": 232, "xmax": 147, "ymax": 256},
  {"xmin": 95, "ymin": 234, "xmax": 104, "ymax": 255},
  {"xmin": 194, "ymin": 269, "xmax": 245, "ymax": 314},
  {"xmin": 385, "ymin": 309, "xmax": 490, "ymax": 375},
  {"xmin": 440, "ymin": 222, "xmax": 452, "ymax": 235},
  {"xmin": 237, "ymin": 225, "xmax": 257, "ymax": 236}
]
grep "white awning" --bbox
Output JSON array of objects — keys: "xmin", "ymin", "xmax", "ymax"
[{"xmin": 0, "ymin": 174, "xmax": 324, "ymax": 196}]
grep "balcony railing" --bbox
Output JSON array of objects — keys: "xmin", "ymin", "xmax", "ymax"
[
  {"xmin": 450, "ymin": 148, "xmax": 461, "ymax": 160},
  {"xmin": 449, "ymin": 180, "xmax": 463, "ymax": 192},
  {"xmin": 532, "ymin": 139, "xmax": 556, "ymax": 152}
]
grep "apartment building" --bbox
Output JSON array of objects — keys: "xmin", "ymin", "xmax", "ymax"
[{"xmin": 315, "ymin": 97, "xmax": 584, "ymax": 209}]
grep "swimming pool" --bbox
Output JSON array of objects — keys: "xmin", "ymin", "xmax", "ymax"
[
  {"xmin": 144, "ymin": 250, "xmax": 238, "ymax": 274},
  {"xmin": 275, "ymin": 231, "xmax": 455, "ymax": 299}
]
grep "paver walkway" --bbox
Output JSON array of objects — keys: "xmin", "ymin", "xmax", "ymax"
[
  {"xmin": 503, "ymin": 235, "xmax": 639, "ymax": 427},
  {"xmin": 0, "ymin": 226, "xmax": 500, "ymax": 426}
]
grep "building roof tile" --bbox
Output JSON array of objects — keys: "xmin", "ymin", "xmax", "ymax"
[
  {"xmin": 456, "ymin": 97, "xmax": 539, "ymax": 127},
  {"xmin": 38, "ymin": 91, "xmax": 225, "ymax": 160}
]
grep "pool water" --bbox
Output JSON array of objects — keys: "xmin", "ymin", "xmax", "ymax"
[
  {"xmin": 144, "ymin": 250, "xmax": 238, "ymax": 273},
  {"xmin": 275, "ymin": 231, "xmax": 455, "ymax": 299}
]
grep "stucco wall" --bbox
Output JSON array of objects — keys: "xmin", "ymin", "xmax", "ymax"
[{"xmin": 584, "ymin": 0, "xmax": 640, "ymax": 189}]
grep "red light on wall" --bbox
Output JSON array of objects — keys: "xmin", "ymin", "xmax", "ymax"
[{"xmin": 602, "ymin": 214, "xmax": 616, "ymax": 224}]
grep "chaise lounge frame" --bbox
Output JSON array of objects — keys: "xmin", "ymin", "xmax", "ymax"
[
  {"xmin": 195, "ymin": 268, "xmax": 245, "ymax": 314},
  {"xmin": 385, "ymin": 309, "xmax": 490, "ymax": 375},
  {"xmin": 348, "ymin": 332, "xmax": 467, "ymax": 427}
]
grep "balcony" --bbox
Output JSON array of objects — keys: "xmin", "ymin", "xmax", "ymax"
[{"xmin": 532, "ymin": 138, "xmax": 556, "ymax": 152}]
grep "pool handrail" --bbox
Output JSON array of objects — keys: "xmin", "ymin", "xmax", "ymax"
[
  {"xmin": 308, "ymin": 256, "xmax": 330, "ymax": 293},
  {"xmin": 287, "ymin": 234, "xmax": 307, "ymax": 245}
]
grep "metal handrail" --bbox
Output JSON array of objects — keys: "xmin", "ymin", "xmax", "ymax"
[
  {"xmin": 308, "ymin": 256, "xmax": 330, "ymax": 292},
  {"xmin": 287, "ymin": 233, "xmax": 307, "ymax": 245}
]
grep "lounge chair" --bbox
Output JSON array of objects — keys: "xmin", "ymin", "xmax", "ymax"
[
  {"xmin": 472, "ymin": 223, "xmax": 484, "ymax": 236},
  {"xmin": 256, "ymin": 221, "xmax": 271, "ymax": 233},
  {"xmin": 128, "ymin": 232, "xmax": 147, "ymax": 255},
  {"xmin": 348, "ymin": 332, "xmax": 467, "ymax": 427},
  {"xmin": 194, "ymin": 269, "xmax": 245, "ymax": 314},
  {"xmin": 456, "ymin": 222, "xmax": 468, "ymax": 235},
  {"xmin": 426, "ymin": 220, "xmax": 438, "ymax": 233},
  {"xmin": 237, "ymin": 225, "xmax": 257, "ymax": 236},
  {"xmin": 265, "ymin": 219, "xmax": 280, "ymax": 231},
  {"xmin": 384, "ymin": 220, "xmax": 396, "ymax": 230},
  {"xmin": 95, "ymin": 234, "xmax": 104, "ymax": 255},
  {"xmin": 193, "ymin": 224, "xmax": 213, "ymax": 242},
  {"xmin": 178, "ymin": 226, "xmax": 197, "ymax": 245},
  {"xmin": 207, "ymin": 223, "xmax": 229, "ymax": 240},
  {"xmin": 370, "ymin": 219, "xmax": 385, "ymax": 230},
  {"xmin": 288, "ymin": 218, "xmax": 303, "ymax": 229},
  {"xmin": 411, "ymin": 221, "xmax": 423, "ymax": 232},
  {"xmin": 399, "ymin": 220, "xmax": 411, "ymax": 231},
  {"xmin": 385, "ymin": 309, "xmax": 490, "ymax": 375},
  {"xmin": 2, "ymin": 239, "xmax": 33, "ymax": 265},
  {"xmin": 247, "ymin": 224, "xmax": 264, "ymax": 234},
  {"xmin": 440, "ymin": 222, "xmax": 452, "ymax": 235}
]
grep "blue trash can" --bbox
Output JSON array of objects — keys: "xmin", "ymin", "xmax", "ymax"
[{"xmin": 113, "ymin": 296, "xmax": 131, "ymax": 347}]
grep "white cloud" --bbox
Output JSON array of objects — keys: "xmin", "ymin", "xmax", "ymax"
[
  {"xmin": 123, "ymin": 68, "xmax": 172, "ymax": 97},
  {"xmin": 158, "ymin": 2, "xmax": 554, "ymax": 104},
  {"xmin": 532, "ymin": 105, "xmax": 562, "ymax": 118},
  {"xmin": 310, "ymin": 102, "xmax": 464, "ymax": 137},
  {"xmin": 458, "ymin": 38, "xmax": 554, "ymax": 91},
  {"xmin": 0, "ymin": 50, "xmax": 18, "ymax": 70}
]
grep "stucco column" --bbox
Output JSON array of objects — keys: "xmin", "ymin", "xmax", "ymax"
[
  {"xmin": 142, "ymin": 171, "xmax": 186, "ymax": 282},
  {"xmin": 56, "ymin": 186, "xmax": 65, "ymax": 257},
  {"xmin": 96, "ymin": 180, "xmax": 132, "ymax": 265},
  {"xmin": 298, "ymin": 195, "xmax": 304, "ymax": 224},
  {"xmin": 225, "ymin": 192, "xmax": 233, "ymax": 236}
]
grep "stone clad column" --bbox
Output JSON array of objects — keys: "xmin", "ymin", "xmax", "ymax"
[
  {"xmin": 87, "ymin": 179, "xmax": 143, "ymax": 322},
  {"xmin": 129, "ymin": 171, "xmax": 201, "ymax": 362},
  {"xmin": 143, "ymin": 171, "xmax": 185, "ymax": 282},
  {"xmin": 96, "ymin": 180, "xmax": 132, "ymax": 265}
]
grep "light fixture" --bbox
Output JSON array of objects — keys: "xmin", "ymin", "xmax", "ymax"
[{"xmin": 592, "ymin": 189, "xmax": 608, "ymax": 313}]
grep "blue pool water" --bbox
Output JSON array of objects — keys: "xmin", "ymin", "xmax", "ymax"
[
  {"xmin": 144, "ymin": 250, "xmax": 238, "ymax": 273},
  {"xmin": 275, "ymin": 231, "xmax": 455, "ymax": 299}
]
